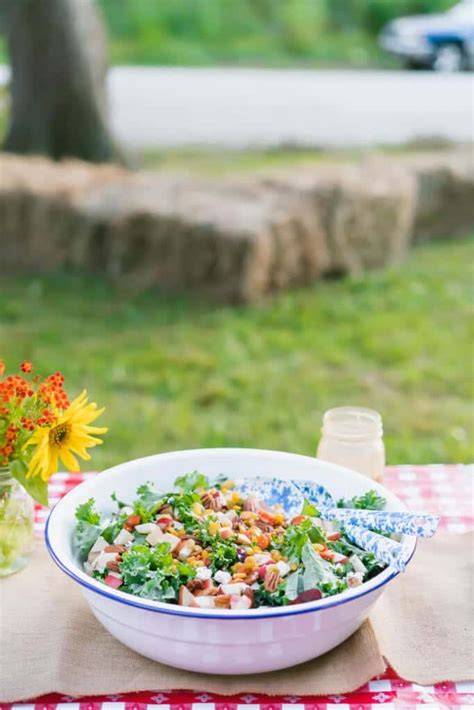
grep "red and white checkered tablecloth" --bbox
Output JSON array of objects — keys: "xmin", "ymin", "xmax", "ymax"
[{"xmin": 5, "ymin": 465, "xmax": 473, "ymax": 710}]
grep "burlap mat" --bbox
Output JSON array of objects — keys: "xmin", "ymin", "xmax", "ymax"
[{"xmin": 1, "ymin": 533, "xmax": 472, "ymax": 701}]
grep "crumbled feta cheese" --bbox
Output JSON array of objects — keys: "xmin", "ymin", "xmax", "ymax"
[
  {"xmin": 135, "ymin": 522, "xmax": 158, "ymax": 534},
  {"xmin": 113, "ymin": 528, "xmax": 134, "ymax": 545},
  {"xmin": 196, "ymin": 567, "xmax": 212, "ymax": 581},
  {"xmin": 214, "ymin": 570, "xmax": 232, "ymax": 585},
  {"xmin": 276, "ymin": 560, "xmax": 290, "ymax": 577}
]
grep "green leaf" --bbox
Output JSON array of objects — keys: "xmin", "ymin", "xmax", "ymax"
[
  {"xmin": 136, "ymin": 482, "xmax": 163, "ymax": 508},
  {"xmin": 336, "ymin": 489, "xmax": 386, "ymax": 511},
  {"xmin": 302, "ymin": 498, "xmax": 319, "ymax": 517},
  {"xmin": 9, "ymin": 459, "xmax": 48, "ymax": 506},
  {"xmin": 174, "ymin": 471, "xmax": 209, "ymax": 492},
  {"xmin": 75, "ymin": 498, "xmax": 101, "ymax": 525},
  {"xmin": 74, "ymin": 521, "xmax": 102, "ymax": 561},
  {"xmin": 301, "ymin": 542, "xmax": 338, "ymax": 591},
  {"xmin": 285, "ymin": 570, "xmax": 300, "ymax": 601}
]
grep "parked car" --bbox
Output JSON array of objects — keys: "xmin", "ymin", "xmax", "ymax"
[{"xmin": 379, "ymin": 0, "xmax": 474, "ymax": 71}]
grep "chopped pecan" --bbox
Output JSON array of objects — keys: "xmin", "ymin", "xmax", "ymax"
[
  {"xmin": 106, "ymin": 559, "xmax": 120, "ymax": 572},
  {"xmin": 214, "ymin": 594, "xmax": 231, "ymax": 609},
  {"xmin": 186, "ymin": 578, "xmax": 206, "ymax": 593},
  {"xmin": 157, "ymin": 503, "xmax": 173, "ymax": 515},
  {"xmin": 104, "ymin": 545, "xmax": 126, "ymax": 553},
  {"xmin": 201, "ymin": 489, "xmax": 226, "ymax": 511}
]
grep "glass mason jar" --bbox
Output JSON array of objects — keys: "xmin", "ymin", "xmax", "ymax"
[
  {"xmin": 316, "ymin": 407, "xmax": 385, "ymax": 482},
  {"xmin": 0, "ymin": 467, "xmax": 35, "ymax": 576}
]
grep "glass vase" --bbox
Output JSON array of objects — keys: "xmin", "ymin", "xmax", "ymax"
[{"xmin": 0, "ymin": 466, "xmax": 35, "ymax": 576}]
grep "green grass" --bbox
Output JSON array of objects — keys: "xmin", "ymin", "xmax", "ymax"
[
  {"xmin": 1, "ymin": 239, "xmax": 473, "ymax": 471},
  {"xmin": 138, "ymin": 141, "xmax": 454, "ymax": 176}
]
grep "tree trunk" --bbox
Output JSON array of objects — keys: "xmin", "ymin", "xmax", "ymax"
[{"xmin": 1, "ymin": 0, "xmax": 122, "ymax": 163}]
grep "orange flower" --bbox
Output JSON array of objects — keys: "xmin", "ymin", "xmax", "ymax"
[
  {"xmin": 0, "ymin": 361, "xmax": 4, "ymax": 376},
  {"xmin": 20, "ymin": 361, "xmax": 33, "ymax": 373}
]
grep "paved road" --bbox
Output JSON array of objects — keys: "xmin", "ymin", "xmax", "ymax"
[
  {"xmin": 2, "ymin": 65, "xmax": 473, "ymax": 148},
  {"xmin": 108, "ymin": 67, "xmax": 474, "ymax": 148}
]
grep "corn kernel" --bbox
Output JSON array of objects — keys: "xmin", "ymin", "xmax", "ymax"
[
  {"xmin": 230, "ymin": 492, "xmax": 241, "ymax": 504},
  {"xmin": 192, "ymin": 502, "xmax": 204, "ymax": 515},
  {"xmin": 271, "ymin": 550, "xmax": 282, "ymax": 561},
  {"xmin": 209, "ymin": 521, "xmax": 220, "ymax": 536},
  {"xmin": 313, "ymin": 543, "xmax": 325, "ymax": 552},
  {"xmin": 221, "ymin": 479, "xmax": 235, "ymax": 490}
]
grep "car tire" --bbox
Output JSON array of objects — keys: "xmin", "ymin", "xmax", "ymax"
[
  {"xmin": 405, "ymin": 59, "xmax": 426, "ymax": 70},
  {"xmin": 432, "ymin": 43, "xmax": 464, "ymax": 72}
]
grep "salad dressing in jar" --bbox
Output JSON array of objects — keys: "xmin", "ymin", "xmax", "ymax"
[{"xmin": 316, "ymin": 406, "xmax": 385, "ymax": 482}]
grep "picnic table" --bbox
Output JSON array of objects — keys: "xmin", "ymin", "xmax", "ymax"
[{"xmin": 9, "ymin": 464, "xmax": 473, "ymax": 710}]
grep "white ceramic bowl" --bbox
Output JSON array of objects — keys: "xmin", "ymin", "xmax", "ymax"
[{"xmin": 46, "ymin": 448, "xmax": 416, "ymax": 674}]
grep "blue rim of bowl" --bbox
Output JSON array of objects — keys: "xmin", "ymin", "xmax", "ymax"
[{"xmin": 44, "ymin": 508, "xmax": 417, "ymax": 621}]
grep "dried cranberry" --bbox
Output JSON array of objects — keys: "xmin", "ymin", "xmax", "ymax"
[{"xmin": 289, "ymin": 589, "xmax": 323, "ymax": 605}]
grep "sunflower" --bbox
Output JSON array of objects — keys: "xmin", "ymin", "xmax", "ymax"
[{"xmin": 25, "ymin": 390, "xmax": 107, "ymax": 481}]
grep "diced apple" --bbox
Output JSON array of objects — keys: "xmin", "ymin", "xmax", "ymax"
[
  {"xmin": 230, "ymin": 594, "xmax": 252, "ymax": 610},
  {"xmin": 113, "ymin": 528, "xmax": 134, "ymax": 545},
  {"xmin": 332, "ymin": 552, "xmax": 349, "ymax": 564},
  {"xmin": 161, "ymin": 532, "xmax": 181, "ymax": 552},
  {"xmin": 156, "ymin": 516, "xmax": 173, "ymax": 529},
  {"xmin": 219, "ymin": 528, "xmax": 233, "ymax": 540},
  {"xmin": 178, "ymin": 540, "xmax": 195, "ymax": 560},
  {"xmin": 104, "ymin": 574, "xmax": 123, "ymax": 589},
  {"xmin": 90, "ymin": 536, "xmax": 108, "ymax": 554},
  {"xmin": 254, "ymin": 553, "xmax": 272, "ymax": 566},
  {"xmin": 179, "ymin": 586, "xmax": 198, "ymax": 607},
  {"xmin": 327, "ymin": 532, "xmax": 341, "ymax": 541},
  {"xmin": 193, "ymin": 595, "xmax": 216, "ymax": 609},
  {"xmin": 135, "ymin": 522, "xmax": 158, "ymax": 534},
  {"xmin": 221, "ymin": 582, "xmax": 248, "ymax": 596},
  {"xmin": 92, "ymin": 551, "xmax": 120, "ymax": 573},
  {"xmin": 146, "ymin": 526, "xmax": 165, "ymax": 546}
]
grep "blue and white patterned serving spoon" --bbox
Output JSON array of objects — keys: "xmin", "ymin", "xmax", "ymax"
[
  {"xmin": 234, "ymin": 476, "xmax": 303, "ymax": 518},
  {"xmin": 294, "ymin": 479, "xmax": 439, "ymax": 571},
  {"xmin": 234, "ymin": 476, "xmax": 406, "ymax": 568}
]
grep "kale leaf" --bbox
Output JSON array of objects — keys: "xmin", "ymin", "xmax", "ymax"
[
  {"xmin": 336, "ymin": 489, "xmax": 386, "ymax": 511},
  {"xmin": 74, "ymin": 499, "xmax": 102, "ymax": 560},
  {"xmin": 174, "ymin": 471, "xmax": 209, "ymax": 492}
]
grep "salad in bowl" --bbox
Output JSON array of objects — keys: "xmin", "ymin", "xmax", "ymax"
[
  {"xmin": 75, "ymin": 472, "xmax": 388, "ymax": 610},
  {"xmin": 46, "ymin": 448, "xmax": 417, "ymax": 674}
]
